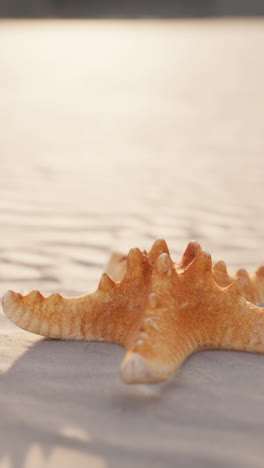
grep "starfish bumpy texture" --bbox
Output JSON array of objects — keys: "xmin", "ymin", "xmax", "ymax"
[{"xmin": 2, "ymin": 240, "xmax": 264, "ymax": 384}]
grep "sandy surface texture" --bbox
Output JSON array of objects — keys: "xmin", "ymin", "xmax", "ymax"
[{"xmin": 0, "ymin": 19, "xmax": 264, "ymax": 468}]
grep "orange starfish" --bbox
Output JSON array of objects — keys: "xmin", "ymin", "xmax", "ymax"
[{"xmin": 2, "ymin": 240, "xmax": 264, "ymax": 384}]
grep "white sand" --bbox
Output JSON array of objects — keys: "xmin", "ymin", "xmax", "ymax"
[{"xmin": 0, "ymin": 18, "xmax": 264, "ymax": 468}]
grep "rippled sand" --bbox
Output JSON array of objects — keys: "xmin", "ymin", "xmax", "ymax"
[{"xmin": 0, "ymin": 19, "xmax": 264, "ymax": 468}]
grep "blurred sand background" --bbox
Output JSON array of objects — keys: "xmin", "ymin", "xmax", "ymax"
[{"xmin": 0, "ymin": 19, "xmax": 264, "ymax": 468}]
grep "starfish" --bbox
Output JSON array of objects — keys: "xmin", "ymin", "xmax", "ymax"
[{"xmin": 2, "ymin": 240, "xmax": 264, "ymax": 384}]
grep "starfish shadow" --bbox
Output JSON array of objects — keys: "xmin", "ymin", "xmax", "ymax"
[{"xmin": 0, "ymin": 337, "xmax": 181, "ymax": 468}]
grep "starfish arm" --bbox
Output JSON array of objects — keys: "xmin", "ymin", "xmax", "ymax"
[
  {"xmin": 1, "ymin": 282, "xmax": 121, "ymax": 342},
  {"xmin": 120, "ymin": 252, "xmax": 197, "ymax": 384},
  {"xmin": 213, "ymin": 262, "xmax": 264, "ymax": 305},
  {"xmin": 1, "ymin": 248, "xmax": 152, "ymax": 346},
  {"xmin": 233, "ymin": 268, "xmax": 264, "ymax": 305},
  {"xmin": 211, "ymin": 283, "xmax": 264, "ymax": 353},
  {"xmin": 120, "ymin": 292, "xmax": 195, "ymax": 384}
]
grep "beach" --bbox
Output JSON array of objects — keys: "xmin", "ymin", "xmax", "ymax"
[{"xmin": 0, "ymin": 19, "xmax": 264, "ymax": 467}]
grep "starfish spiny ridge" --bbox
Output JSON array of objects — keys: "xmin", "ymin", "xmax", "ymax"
[{"xmin": 2, "ymin": 240, "xmax": 264, "ymax": 384}]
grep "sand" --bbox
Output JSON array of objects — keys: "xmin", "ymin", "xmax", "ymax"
[{"xmin": 0, "ymin": 18, "xmax": 264, "ymax": 468}]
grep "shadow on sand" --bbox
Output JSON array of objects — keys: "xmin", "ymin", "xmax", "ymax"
[{"xmin": 0, "ymin": 338, "xmax": 180, "ymax": 468}]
